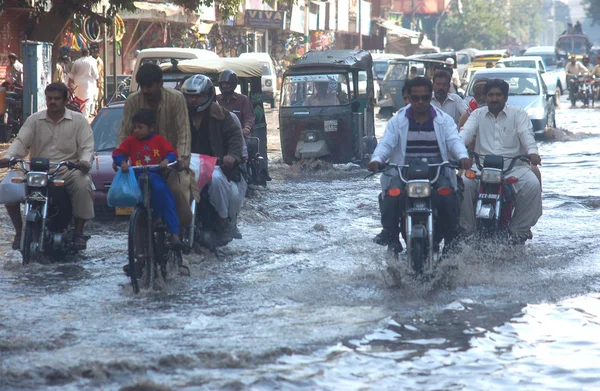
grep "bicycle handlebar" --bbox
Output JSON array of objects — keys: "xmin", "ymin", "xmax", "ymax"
[{"xmin": 131, "ymin": 161, "xmax": 178, "ymax": 170}]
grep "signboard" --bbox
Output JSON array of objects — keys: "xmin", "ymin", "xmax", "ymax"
[
  {"xmin": 245, "ymin": 10, "xmax": 286, "ymax": 29},
  {"xmin": 290, "ymin": 3, "xmax": 305, "ymax": 33},
  {"xmin": 337, "ymin": 0, "xmax": 349, "ymax": 32},
  {"xmin": 360, "ymin": 0, "xmax": 371, "ymax": 35},
  {"xmin": 393, "ymin": 0, "xmax": 444, "ymax": 14}
]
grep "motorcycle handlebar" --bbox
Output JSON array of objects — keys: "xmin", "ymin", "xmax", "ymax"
[
  {"xmin": 472, "ymin": 152, "xmax": 530, "ymax": 174},
  {"xmin": 131, "ymin": 161, "xmax": 178, "ymax": 170},
  {"xmin": 2, "ymin": 158, "xmax": 80, "ymax": 175},
  {"xmin": 377, "ymin": 161, "xmax": 459, "ymax": 184}
]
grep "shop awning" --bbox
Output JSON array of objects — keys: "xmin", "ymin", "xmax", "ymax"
[{"xmin": 120, "ymin": 2, "xmax": 199, "ymax": 24}]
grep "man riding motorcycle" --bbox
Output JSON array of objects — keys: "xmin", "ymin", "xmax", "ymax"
[
  {"xmin": 0, "ymin": 82, "xmax": 95, "ymax": 250},
  {"xmin": 368, "ymin": 77, "xmax": 471, "ymax": 253},
  {"xmin": 181, "ymin": 74, "xmax": 245, "ymax": 244},
  {"xmin": 459, "ymin": 78, "xmax": 542, "ymax": 244}
]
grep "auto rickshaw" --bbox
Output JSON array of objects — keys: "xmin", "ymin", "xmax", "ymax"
[
  {"xmin": 377, "ymin": 58, "xmax": 447, "ymax": 115},
  {"xmin": 279, "ymin": 50, "xmax": 377, "ymax": 165},
  {"xmin": 555, "ymin": 34, "xmax": 592, "ymax": 60},
  {"xmin": 159, "ymin": 57, "xmax": 270, "ymax": 186}
]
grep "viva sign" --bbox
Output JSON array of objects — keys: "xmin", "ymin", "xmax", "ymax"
[{"xmin": 245, "ymin": 10, "xmax": 286, "ymax": 29}]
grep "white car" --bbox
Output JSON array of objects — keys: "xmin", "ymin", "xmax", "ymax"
[{"xmin": 240, "ymin": 52, "xmax": 278, "ymax": 107}]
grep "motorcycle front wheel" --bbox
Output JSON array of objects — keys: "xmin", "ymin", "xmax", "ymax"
[
  {"xmin": 410, "ymin": 239, "xmax": 425, "ymax": 276},
  {"xmin": 22, "ymin": 221, "xmax": 41, "ymax": 265}
]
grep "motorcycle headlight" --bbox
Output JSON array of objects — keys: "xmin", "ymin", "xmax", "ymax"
[
  {"xmin": 406, "ymin": 182, "xmax": 431, "ymax": 198},
  {"xmin": 526, "ymin": 106, "xmax": 545, "ymax": 118},
  {"xmin": 265, "ymin": 79, "xmax": 272, "ymax": 87},
  {"xmin": 304, "ymin": 131, "xmax": 318, "ymax": 142},
  {"xmin": 27, "ymin": 172, "xmax": 48, "ymax": 187},
  {"xmin": 481, "ymin": 168, "xmax": 502, "ymax": 184}
]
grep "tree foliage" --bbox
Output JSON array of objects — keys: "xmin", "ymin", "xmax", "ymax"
[
  {"xmin": 583, "ymin": 0, "xmax": 600, "ymax": 25},
  {"xmin": 439, "ymin": 0, "xmax": 544, "ymax": 50}
]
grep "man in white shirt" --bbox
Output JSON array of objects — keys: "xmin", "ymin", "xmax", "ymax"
[
  {"xmin": 565, "ymin": 55, "xmax": 589, "ymax": 76},
  {"xmin": 431, "ymin": 70, "xmax": 467, "ymax": 126},
  {"xmin": 71, "ymin": 47, "xmax": 99, "ymax": 118},
  {"xmin": 7, "ymin": 53, "xmax": 23, "ymax": 85},
  {"xmin": 460, "ymin": 78, "xmax": 542, "ymax": 244}
]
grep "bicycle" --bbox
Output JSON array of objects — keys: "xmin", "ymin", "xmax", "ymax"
[
  {"xmin": 212, "ymin": 26, "xmax": 254, "ymax": 57},
  {"xmin": 171, "ymin": 29, "xmax": 213, "ymax": 50},
  {"xmin": 127, "ymin": 163, "xmax": 196, "ymax": 294}
]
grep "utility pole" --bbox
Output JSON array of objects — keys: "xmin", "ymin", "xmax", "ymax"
[
  {"xmin": 304, "ymin": 0, "xmax": 310, "ymax": 53},
  {"xmin": 358, "ymin": 0, "xmax": 362, "ymax": 49},
  {"xmin": 411, "ymin": 0, "xmax": 415, "ymax": 30},
  {"xmin": 551, "ymin": 0, "xmax": 557, "ymax": 45}
]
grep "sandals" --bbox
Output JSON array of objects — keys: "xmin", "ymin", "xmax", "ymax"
[{"xmin": 72, "ymin": 235, "xmax": 88, "ymax": 251}]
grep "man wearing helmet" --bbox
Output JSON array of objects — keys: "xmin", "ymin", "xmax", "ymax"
[
  {"xmin": 216, "ymin": 70, "xmax": 255, "ymax": 137},
  {"xmin": 181, "ymin": 74, "xmax": 244, "ymax": 244},
  {"xmin": 118, "ymin": 63, "xmax": 193, "ymax": 231}
]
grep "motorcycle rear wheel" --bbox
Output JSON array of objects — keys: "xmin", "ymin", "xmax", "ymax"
[
  {"xmin": 128, "ymin": 207, "xmax": 154, "ymax": 294},
  {"xmin": 410, "ymin": 239, "xmax": 425, "ymax": 276}
]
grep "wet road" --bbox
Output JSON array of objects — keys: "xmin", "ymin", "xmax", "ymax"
[{"xmin": 2, "ymin": 100, "xmax": 600, "ymax": 390}]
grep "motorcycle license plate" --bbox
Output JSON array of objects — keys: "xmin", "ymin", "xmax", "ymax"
[{"xmin": 115, "ymin": 206, "xmax": 134, "ymax": 216}]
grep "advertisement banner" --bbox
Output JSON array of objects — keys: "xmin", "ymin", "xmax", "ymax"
[
  {"xmin": 337, "ymin": 0, "xmax": 349, "ymax": 32},
  {"xmin": 327, "ymin": 0, "xmax": 337, "ymax": 31},
  {"xmin": 309, "ymin": 2, "xmax": 318, "ymax": 31},
  {"xmin": 318, "ymin": 2, "xmax": 326, "ymax": 30},
  {"xmin": 245, "ymin": 10, "xmax": 286, "ymax": 29},
  {"xmin": 360, "ymin": 0, "xmax": 371, "ymax": 35},
  {"xmin": 290, "ymin": 3, "xmax": 305, "ymax": 33}
]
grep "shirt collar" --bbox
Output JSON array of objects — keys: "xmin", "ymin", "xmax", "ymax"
[
  {"xmin": 39, "ymin": 108, "xmax": 73, "ymax": 123},
  {"xmin": 433, "ymin": 94, "xmax": 455, "ymax": 105},
  {"xmin": 405, "ymin": 105, "xmax": 437, "ymax": 120}
]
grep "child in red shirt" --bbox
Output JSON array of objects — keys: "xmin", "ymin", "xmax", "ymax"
[{"xmin": 112, "ymin": 109, "xmax": 181, "ymax": 247}]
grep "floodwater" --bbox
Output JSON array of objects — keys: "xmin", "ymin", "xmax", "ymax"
[{"xmin": 1, "ymin": 101, "xmax": 600, "ymax": 390}]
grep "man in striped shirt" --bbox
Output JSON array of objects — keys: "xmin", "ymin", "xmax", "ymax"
[{"xmin": 368, "ymin": 77, "xmax": 471, "ymax": 254}]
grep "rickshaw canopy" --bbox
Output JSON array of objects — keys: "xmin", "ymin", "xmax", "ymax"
[{"xmin": 160, "ymin": 58, "xmax": 263, "ymax": 78}]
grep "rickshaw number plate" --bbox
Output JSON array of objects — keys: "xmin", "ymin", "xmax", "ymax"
[
  {"xmin": 324, "ymin": 120, "xmax": 338, "ymax": 132},
  {"xmin": 116, "ymin": 206, "xmax": 134, "ymax": 216}
]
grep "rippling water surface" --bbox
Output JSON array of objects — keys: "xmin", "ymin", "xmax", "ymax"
[{"xmin": 1, "ymin": 101, "xmax": 600, "ymax": 390}]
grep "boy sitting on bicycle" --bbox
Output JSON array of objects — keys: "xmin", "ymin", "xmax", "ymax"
[{"xmin": 112, "ymin": 108, "xmax": 182, "ymax": 248}]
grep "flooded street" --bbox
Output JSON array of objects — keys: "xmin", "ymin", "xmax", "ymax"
[{"xmin": 2, "ymin": 100, "xmax": 600, "ymax": 390}]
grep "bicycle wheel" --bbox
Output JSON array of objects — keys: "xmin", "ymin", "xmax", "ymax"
[
  {"xmin": 193, "ymin": 40, "xmax": 208, "ymax": 50},
  {"xmin": 171, "ymin": 38, "xmax": 185, "ymax": 48},
  {"xmin": 128, "ymin": 207, "xmax": 154, "ymax": 294}
]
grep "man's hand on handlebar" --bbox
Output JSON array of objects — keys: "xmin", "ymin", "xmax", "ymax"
[
  {"xmin": 159, "ymin": 159, "xmax": 170, "ymax": 170},
  {"xmin": 367, "ymin": 160, "xmax": 381, "ymax": 173},
  {"xmin": 529, "ymin": 153, "xmax": 542, "ymax": 166},
  {"xmin": 78, "ymin": 160, "xmax": 92, "ymax": 174},
  {"xmin": 0, "ymin": 157, "xmax": 11, "ymax": 168},
  {"xmin": 222, "ymin": 155, "xmax": 236, "ymax": 169},
  {"xmin": 459, "ymin": 157, "xmax": 472, "ymax": 170}
]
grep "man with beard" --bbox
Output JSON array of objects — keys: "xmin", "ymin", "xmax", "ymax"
[
  {"xmin": 0, "ymin": 83, "xmax": 95, "ymax": 250},
  {"xmin": 459, "ymin": 78, "xmax": 542, "ymax": 244},
  {"xmin": 431, "ymin": 70, "xmax": 467, "ymax": 126},
  {"xmin": 117, "ymin": 63, "xmax": 193, "ymax": 232}
]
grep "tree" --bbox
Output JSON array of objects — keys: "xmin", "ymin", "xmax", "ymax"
[
  {"xmin": 584, "ymin": 0, "xmax": 600, "ymax": 25},
  {"xmin": 0, "ymin": 0, "xmax": 244, "ymax": 43}
]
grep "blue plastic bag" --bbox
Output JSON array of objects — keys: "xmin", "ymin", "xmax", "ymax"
[{"xmin": 107, "ymin": 169, "xmax": 141, "ymax": 207}]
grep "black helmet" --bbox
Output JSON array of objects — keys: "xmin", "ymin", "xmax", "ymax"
[
  {"xmin": 218, "ymin": 69, "xmax": 238, "ymax": 93},
  {"xmin": 181, "ymin": 74, "xmax": 215, "ymax": 113}
]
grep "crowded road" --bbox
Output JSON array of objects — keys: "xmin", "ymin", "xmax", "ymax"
[{"xmin": 1, "ymin": 99, "xmax": 600, "ymax": 390}]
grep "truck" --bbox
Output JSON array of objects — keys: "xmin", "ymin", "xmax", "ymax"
[{"xmin": 522, "ymin": 46, "xmax": 567, "ymax": 100}]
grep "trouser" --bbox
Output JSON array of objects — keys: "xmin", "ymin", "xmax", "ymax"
[
  {"xmin": 209, "ymin": 166, "xmax": 245, "ymax": 220},
  {"xmin": 141, "ymin": 172, "xmax": 178, "ymax": 235},
  {"xmin": 57, "ymin": 168, "xmax": 95, "ymax": 220},
  {"xmin": 381, "ymin": 182, "xmax": 461, "ymax": 246},
  {"xmin": 250, "ymin": 125, "xmax": 269, "ymax": 176},
  {"xmin": 165, "ymin": 169, "xmax": 192, "ymax": 230},
  {"xmin": 460, "ymin": 168, "xmax": 542, "ymax": 237},
  {"xmin": 97, "ymin": 86, "xmax": 104, "ymax": 111}
]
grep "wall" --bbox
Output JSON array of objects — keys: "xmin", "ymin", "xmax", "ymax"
[{"xmin": 0, "ymin": 11, "xmax": 28, "ymax": 80}]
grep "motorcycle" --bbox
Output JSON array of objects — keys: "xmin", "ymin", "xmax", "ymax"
[
  {"xmin": 245, "ymin": 136, "xmax": 269, "ymax": 187},
  {"xmin": 1, "ymin": 81, "xmax": 23, "ymax": 143},
  {"xmin": 1, "ymin": 158, "xmax": 84, "ymax": 264},
  {"xmin": 376, "ymin": 159, "xmax": 459, "ymax": 276},
  {"xmin": 568, "ymin": 74, "xmax": 591, "ymax": 107},
  {"xmin": 465, "ymin": 153, "xmax": 530, "ymax": 238}
]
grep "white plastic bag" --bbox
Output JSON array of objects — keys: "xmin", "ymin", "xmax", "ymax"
[{"xmin": 0, "ymin": 170, "xmax": 26, "ymax": 204}]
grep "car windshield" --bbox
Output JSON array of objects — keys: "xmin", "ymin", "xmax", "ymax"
[
  {"xmin": 92, "ymin": 107, "xmax": 123, "ymax": 152},
  {"xmin": 261, "ymin": 62, "xmax": 271, "ymax": 75},
  {"xmin": 373, "ymin": 61, "xmax": 390, "ymax": 78},
  {"xmin": 383, "ymin": 62, "xmax": 409, "ymax": 81},
  {"xmin": 468, "ymin": 73, "xmax": 540, "ymax": 96},
  {"xmin": 280, "ymin": 73, "xmax": 349, "ymax": 107},
  {"xmin": 499, "ymin": 60, "xmax": 536, "ymax": 69}
]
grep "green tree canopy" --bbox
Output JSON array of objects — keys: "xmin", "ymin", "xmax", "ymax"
[{"xmin": 584, "ymin": 0, "xmax": 600, "ymax": 25}]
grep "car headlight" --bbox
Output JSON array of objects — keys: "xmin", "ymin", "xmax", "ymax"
[
  {"xmin": 526, "ymin": 106, "xmax": 545, "ymax": 118},
  {"xmin": 304, "ymin": 131, "xmax": 318, "ymax": 142},
  {"xmin": 406, "ymin": 182, "xmax": 431, "ymax": 198},
  {"xmin": 27, "ymin": 172, "xmax": 48, "ymax": 187},
  {"xmin": 265, "ymin": 79, "xmax": 272, "ymax": 87},
  {"xmin": 481, "ymin": 168, "xmax": 502, "ymax": 184}
]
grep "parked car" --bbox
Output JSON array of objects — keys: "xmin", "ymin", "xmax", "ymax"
[
  {"xmin": 130, "ymin": 48, "xmax": 219, "ymax": 92},
  {"xmin": 239, "ymin": 52, "xmax": 277, "ymax": 107},
  {"xmin": 497, "ymin": 55, "xmax": 562, "ymax": 103},
  {"xmin": 522, "ymin": 46, "xmax": 566, "ymax": 97},
  {"xmin": 464, "ymin": 68, "xmax": 556, "ymax": 138}
]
